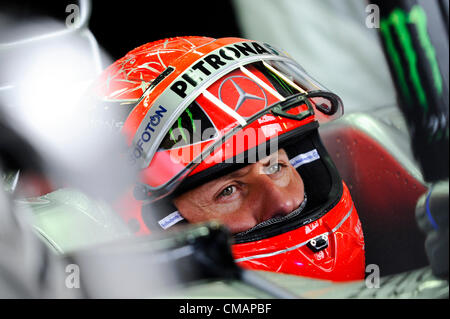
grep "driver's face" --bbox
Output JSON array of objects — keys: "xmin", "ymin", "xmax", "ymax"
[{"xmin": 173, "ymin": 149, "xmax": 305, "ymax": 234}]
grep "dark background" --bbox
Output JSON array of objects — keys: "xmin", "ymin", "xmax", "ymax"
[{"xmin": 0, "ymin": 0, "xmax": 243, "ymax": 60}]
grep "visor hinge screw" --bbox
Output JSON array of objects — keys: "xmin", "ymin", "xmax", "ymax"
[{"xmin": 307, "ymin": 234, "xmax": 329, "ymax": 253}]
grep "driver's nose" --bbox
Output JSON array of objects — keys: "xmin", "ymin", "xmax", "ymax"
[{"xmin": 254, "ymin": 174, "xmax": 302, "ymax": 223}]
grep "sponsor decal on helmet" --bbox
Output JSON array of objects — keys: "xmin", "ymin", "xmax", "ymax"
[
  {"xmin": 289, "ymin": 149, "xmax": 320, "ymax": 169},
  {"xmin": 170, "ymin": 41, "xmax": 272, "ymax": 99},
  {"xmin": 130, "ymin": 104, "xmax": 167, "ymax": 163},
  {"xmin": 158, "ymin": 211, "xmax": 185, "ymax": 230},
  {"xmin": 218, "ymin": 75, "xmax": 268, "ymax": 117}
]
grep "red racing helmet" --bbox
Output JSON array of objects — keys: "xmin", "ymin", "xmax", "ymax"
[{"xmin": 91, "ymin": 36, "xmax": 365, "ymax": 281}]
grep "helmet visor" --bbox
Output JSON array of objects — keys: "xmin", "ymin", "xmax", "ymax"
[{"xmin": 131, "ymin": 58, "xmax": 343, "ymax": 200}]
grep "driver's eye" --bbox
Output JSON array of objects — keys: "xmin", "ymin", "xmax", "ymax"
[
  {"xmin": 220, "ymin": 185, "xmax": 236, "ymax": 197},
  {"xmin": 265, "ymin": 163, "xmax": 282, "ymax": 175}
]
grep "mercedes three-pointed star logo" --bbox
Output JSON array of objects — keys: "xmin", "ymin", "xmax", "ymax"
[{"xmin": 218, "ymin": 76, "xmax": 268, "ymax": 118}]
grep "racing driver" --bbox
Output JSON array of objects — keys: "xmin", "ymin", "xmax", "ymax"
[{"xmin": 91, "ymin": 36, "xmax": 365, "ymax": 281}]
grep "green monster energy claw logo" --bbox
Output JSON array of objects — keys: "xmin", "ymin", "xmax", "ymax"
[
  {"xmin": 380, "ymin": 5, "xmax": 443, "ymax": 113},
  {"xmin": 169, "ymin": 108, "xmax": 197, "ymax": 143}
]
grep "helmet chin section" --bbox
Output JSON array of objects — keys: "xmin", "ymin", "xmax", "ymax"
[{"xmin": 232, "ymin": 182, "xmax": 366, "ymax": 282}]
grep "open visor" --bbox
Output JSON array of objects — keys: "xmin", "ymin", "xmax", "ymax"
[{"xmin": 130, "ymin": 57, "xmax": 343, "ymax": 201}]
